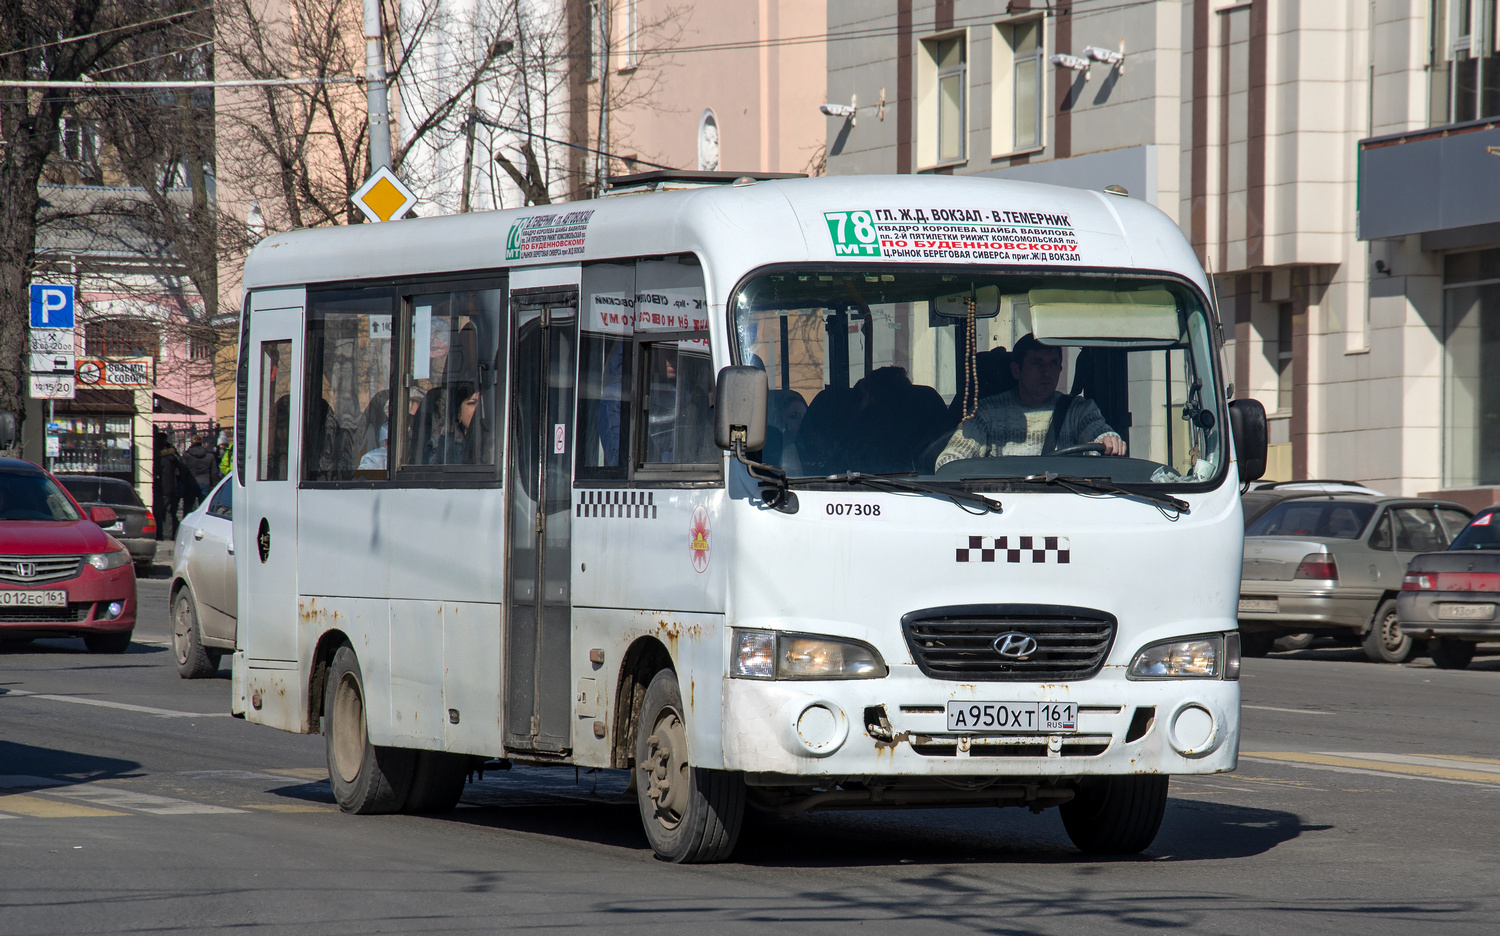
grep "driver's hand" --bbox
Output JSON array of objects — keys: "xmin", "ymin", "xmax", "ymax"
[{"xmin": 1098, "ymin": 434, "xmax": 1127, "ymax": 456}]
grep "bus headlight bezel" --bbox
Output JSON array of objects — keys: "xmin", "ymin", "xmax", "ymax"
[
  {"xmin": 732, "ymin": 629, "xmax": 888, "ymax": 680},
  {"xmin": 1128, "ymin": 633, "xmax": 1240, "ymax": 680}
]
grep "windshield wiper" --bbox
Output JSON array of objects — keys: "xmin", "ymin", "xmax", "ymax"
[
  {"xmin": 787, "ymin": 470, "xmax": 1002, "ymax": 514},
  {"xmin": 974, "ymin": 472, "xmax": 1189, "ymax": 513}
]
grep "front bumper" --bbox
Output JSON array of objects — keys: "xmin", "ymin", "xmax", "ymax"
[
  {"xmin": 1237, "ymin": 588, "xmax": 1378, "ymax": 633},
  {"xmin": 720, "ymin": 664, "xmax": 1239, "ymax": 780},
  {"xmin": 0, "ymin": 565, "xmax": 136, "ymax": 638},
  {"xmin": 1398, "ymin": 592, "xmax": 1500, "ymax": 641}
]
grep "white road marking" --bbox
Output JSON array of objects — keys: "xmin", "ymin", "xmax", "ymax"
[
  {"xmin": 1243, "ymin": 704, "xmax": 1333, "ymax": 715},
  {"xmin": 0, "ymin": 688, "xmax": 229, "ymax": 718},
  {"xmin": 46, "ymin": 786, "xmax": 242, "ymax": 815},
  {"xmin": 1240, "ymin": 755, "xmax": 1500, "ymax": 788}
]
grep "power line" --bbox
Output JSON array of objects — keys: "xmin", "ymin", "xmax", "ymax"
[
  {"xmin": 473, "ymin": 114, "xmax": 678, "ymax": 171},
  {"xmin": 0, "ymin": 77, "xmax": 363, "ymax": 89},
  {"xmin": 0, "ymin": 7, "xmax": 211, "ymax": 60}
]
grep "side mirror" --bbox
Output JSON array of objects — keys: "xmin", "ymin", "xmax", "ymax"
[
  {"xmin": 0, "ymin": 411, "xmax": 15, "ymax": 449},
  {"xmin": 1229, "ymin": 398, "xmax": 1268, "ymax": 483},
  {"xmin": 89, "ymin": 505, "xmax": 119, "ymax": 526},
  {"xmin": 713, "ymin": 366, "xmax": 767, "ymax": 452}
]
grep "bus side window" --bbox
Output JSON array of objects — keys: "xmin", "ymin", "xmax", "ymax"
[
  {"xmin": 577, "ymin": 261, "xmax": 636, "ymax": 481},
  {"xmin": 303, "ymin": 289, "xmax": 396, "ymax": 482},
  {"xmin": 399, "ymin": 286, "xmax": 503, "ymax": 471},
  {"xmin": 258, "ymin": 339, "xmax": 292, "ymax": 481},
  {"xmin": 638, "ymin": 338, "xmax": 717, "ymax": 469}
]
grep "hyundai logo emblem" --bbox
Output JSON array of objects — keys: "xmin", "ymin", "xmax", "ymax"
[
  {"xmin": 993, "ymin": 632, "xmax": 1038, "ymax": 658},
  {"xmin": 16, "ymin": 561, "xmax": 36, "ymax": 579}
]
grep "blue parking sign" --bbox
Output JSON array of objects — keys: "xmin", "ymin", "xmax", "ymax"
[{"xmin": 30, "ymin": 284, "xmax": 75, "ymax": 329}]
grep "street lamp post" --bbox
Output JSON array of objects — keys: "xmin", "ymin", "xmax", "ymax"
[{"xmin": 364, "ymin": 0, "xmax": 391, "ymax": 171}]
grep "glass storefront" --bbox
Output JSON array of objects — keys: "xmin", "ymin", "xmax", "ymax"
[{"xmin": 1443, "ymin": 248, "xmax": 1500, "ymax": 487}]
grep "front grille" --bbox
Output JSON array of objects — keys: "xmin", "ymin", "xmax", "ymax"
[
  {"xmin": 0, "ymin": 556, "xmax": 83, "ymax": 585},
  {"xmin": 902, "ymin": 605, "xmax": 1117, "ymax": 681},
  {"xmin": 0, "ymin": 602, "xmax": 93, "ymax": 623}
]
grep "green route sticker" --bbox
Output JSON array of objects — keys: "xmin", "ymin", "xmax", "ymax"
[{"xmin": 824, "ymin": 210, "xmax": 882, "ymax": 257}]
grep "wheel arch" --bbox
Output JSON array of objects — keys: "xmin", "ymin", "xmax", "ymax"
[
  {"xmin": 611, "ymin": 636, "xmax": 675, "ymax": 769},
  {"xmin": 307, "ymin": 628, "xmax": 353, "ymax": 734}
]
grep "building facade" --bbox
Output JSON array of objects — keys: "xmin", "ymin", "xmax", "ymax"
[{"xmin": 825, "ymin": 0, "xmax": 1489, "ymax": 501}]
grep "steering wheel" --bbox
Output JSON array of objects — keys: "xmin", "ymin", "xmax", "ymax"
[{"xmin": 1050, "ymin": 442, "xmax": 1108, "ymax": 456}]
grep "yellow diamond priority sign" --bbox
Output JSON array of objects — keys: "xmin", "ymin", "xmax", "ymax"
[{"xmin": 351, "ymin": 166, "xmax": 417, "ymax": 223}]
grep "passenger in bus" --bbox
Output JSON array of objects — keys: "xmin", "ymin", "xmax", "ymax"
[
  {"xmin": 840, "ymin": 366, "xmax": 949, "ymax": 474},
  {"xmin": 358, "ymin": 425, "xmax": 389, "ymax": 470},
  {"xmin": 426, "ymin": 381, "xmax": 483, "ymax": 464},
  {"xmin": 935, "ymin": 333, "xmax": 1125, "ymax": 468}
]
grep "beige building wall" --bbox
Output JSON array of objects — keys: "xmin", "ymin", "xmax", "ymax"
[{"xmin": 595, "ymin": 0, "xmax": 827, "ymax": 177}]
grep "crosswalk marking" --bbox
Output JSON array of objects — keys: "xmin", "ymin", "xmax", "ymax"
[
  {"xmin": 0, "ymin": 793, "xmax": 126, "ymax": 818},
  {"xmin": 1244, "ymin": 751, "xmax": 1500, "ymax": 786},
  {"xmin": 46, "ymin": 786, "xmax": 243, "ymax": 815}
]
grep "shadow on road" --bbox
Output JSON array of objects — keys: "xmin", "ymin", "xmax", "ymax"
[
  {"xmin": 0, "ymin": 739, "xmax": 142, "ymax": 785},
  {"xmin": 0, "ymin": 638, "xmax": 165, "ymax": 657}
]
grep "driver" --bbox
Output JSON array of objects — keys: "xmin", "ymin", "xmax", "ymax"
[{"xmin": 936, "ymin": 333, "xmax": 1125, "ymax": 469}]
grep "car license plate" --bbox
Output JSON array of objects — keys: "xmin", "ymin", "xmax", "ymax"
[
  {"xmin": 1239, "ymin": 597, "xmax": 1278, "ymax": 613},
  {"xmin": 946, "ymin": 701, "xmax": 1077, "ymax": 733},
  {"xmin": 1438, "ymin": 603, "xmax": 1496, "ymax": 621},
  {"xmin": 0, "ymin": 589, "xmax": 67, "ymax": 608}
]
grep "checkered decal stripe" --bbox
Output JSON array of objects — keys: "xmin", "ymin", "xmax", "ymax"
[
  {"xmin": 576, "ymin": 490, "xmax": 658, "ymax": 519},
  {"xmin": 956, "ymin": 535, "xmax": 1070, "ymax": 564}
]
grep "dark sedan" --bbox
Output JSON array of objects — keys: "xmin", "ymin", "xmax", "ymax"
[
  {"xmin": 0, "ymin": 457, "xmax": 136, "ymax": 653},
  {"xmin": 56, "ymin": 474, "xmax": 157, "ymax": 573},
  {"xmin": 1398, "ymin": 506, "xmax": 1500, "ymax": 669}
]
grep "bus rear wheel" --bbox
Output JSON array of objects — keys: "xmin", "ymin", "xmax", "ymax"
[
  {"xmin": 634, "ymin": 668, "xmax": 744, "ymax": 863},
  {"xmin": 324, "ymin": 644, "xmax": 414, "ymax": 814},
  {"xmin": 1060, "ymin": 775, "xmax": 1170, "ymax": 855}
]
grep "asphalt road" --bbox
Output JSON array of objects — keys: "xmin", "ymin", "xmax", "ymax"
[{"xmin": 3, "ymin": 573, "xmax": 1499, "ymax": 935}]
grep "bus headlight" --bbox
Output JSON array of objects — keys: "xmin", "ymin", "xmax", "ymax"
[
  {"xmin": 733, "ymin": 630, "xmax": 887, "ymax": 680},
  {"xmin": 1129, "ymin": 634, "xmax": 1237, "ymax": 680}
]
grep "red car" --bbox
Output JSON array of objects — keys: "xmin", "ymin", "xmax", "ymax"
[{"xmin": 0, "ymin": 456, "xmax": 136, "ymax": 653}]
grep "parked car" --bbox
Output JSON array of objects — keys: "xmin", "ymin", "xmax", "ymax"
[
  {"xmin": 55, "ymin": 474, "xmax": 157, "ymax": 574},
  {"xmin": 1398, "ymin": 506, "xmax": 1500, "ymax": 669},
  {"xmin": 169, "ymin": 476, "xmax": 236, "ymax": 677},
  {"xmin": 0, "ymin": 457, "xmax": 136, "ymax": 653},
  {"xmin": 1249, "ymin": 480, "xmax": 1385, "ymax": 496},
  {"xmin": 1238, "ymin": 493, "xmax": 1472, "ymax": 662}
]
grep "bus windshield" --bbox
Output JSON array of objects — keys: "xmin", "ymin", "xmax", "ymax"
[{"xmin": 733, "ymin": 269, "xmax": 1224, "ymax": 486}]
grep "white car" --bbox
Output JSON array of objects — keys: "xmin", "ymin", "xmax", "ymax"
[{"xmin": 170, "ymin": 476, "xmax": 236, "ymax": 677}]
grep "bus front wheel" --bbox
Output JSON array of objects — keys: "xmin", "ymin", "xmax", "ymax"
[
  {"xmin": 633, "ymin": 668, "xmax": 744, "ymax": 863},
  {"xmin": 1060, "ymin": 774, "xmax": 1170, "ymax": 855},
  {"xmin": 324, "ymin": 644, "xmax": 414, "ymax": 814}
]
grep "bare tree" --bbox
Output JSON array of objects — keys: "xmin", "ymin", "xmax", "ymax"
[{"xmin": 0, "ymin": 0, "xmax": 189, "ymax": 445}]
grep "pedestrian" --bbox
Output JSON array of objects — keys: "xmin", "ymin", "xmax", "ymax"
[
  {"xmin": 157, "ymin": 443, "xmax": 189, "ymax": 539},
  {"xmin": 181, "ymin": 434, "xmax": 218, "ymax": 511}
]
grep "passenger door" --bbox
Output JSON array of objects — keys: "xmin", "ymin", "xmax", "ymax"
[
  {"xmin": 504, "ymin": 292, "xmax": 578, "ymax": 754},
  {"xmin": 240, "ymin": 290, "xmax": 303, "ymax": 663}
]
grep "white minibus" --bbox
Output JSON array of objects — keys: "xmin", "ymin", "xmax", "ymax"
[{"xmin": 232, "ymin": 172, "xmax": 1268, "ymax": 862}]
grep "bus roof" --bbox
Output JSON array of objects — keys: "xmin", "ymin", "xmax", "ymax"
[{"xmin": 241, "ymin": 174, "xmax": 1207, "ymax": 298}]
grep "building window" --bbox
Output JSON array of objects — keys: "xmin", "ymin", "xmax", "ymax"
[
  {"xmin": 920, "ymin": 33, "xmax": 967, "ymax": 167},
  {"xmin": 1442, "ymin": 248, "xmax": 1500, "ymax": 486},
  {"xmin": 697, "ymin": 109, "xmax": 719, "ymax": 171},
  {"xmin": 994, "ymin": 19, "xmax": 1044, "ymax": 155},
  {"xmin": 87, "ymin": 318, "xmax": 161, "ymax": 362},
  {"xmin": 623, "ymin": 0, "xmax": 637, "ymax": 69},
  {"xmin": 1433, "ymin": 0, "xmax": 1500, "ymax": 124},
  {"xmin": 1276, "ymin": 303, "xmax": 1294, "ymax": 414},
  {"xmin": 188, "ymin": 334, "xmax": 215, "ymax": 360}
]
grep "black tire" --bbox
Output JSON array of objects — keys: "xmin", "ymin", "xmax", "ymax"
[
  {"xmin": 1061, "ymin": 774, "xmax": 1170, "ymax": 855},
  {"xmin": 323, "ymin": 644, "xmax": 414, "ymax": 814},
  {"xmin": 403, "ymin": 751, "xmax": 469, "ymax": 814},
  {"xmin": 1239, "ymin": 631, "xmax": 1275, "ymax": 657},
  {"xmin": 172, "ymin": 590, "xmax": 217, "ymax": 678},
  {"xmin": 634, "ymin": 668, "xmax": 745, "ymax": 863},
  {"xmin": 1363, "ymin": 599, "xmax": 1416, "ymax": 663},
  {"xmin": 1273, "ymin": 632, "xmax": 1315, "ymax": 652},
  {"xmin": 84, "ymin": 632, "xmax": 131, "ymax": 654},
  {"xmin": 1430, "ymin": 637, "xmax": 1477, "ymax": 670}
]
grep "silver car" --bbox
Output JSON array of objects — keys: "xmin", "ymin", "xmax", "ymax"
[
  {"xmin": 169, "ymin": 476, "xmax": 237, "ymax": 677},
  {"xmin": 1238, "ymin": 493, "xmax": 1472, "ymax": 662}
]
